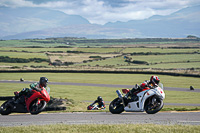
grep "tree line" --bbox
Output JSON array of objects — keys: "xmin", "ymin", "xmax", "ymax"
[{"xmin": 0, "ymin": 56, "xmax": 49, "ymax": 63}]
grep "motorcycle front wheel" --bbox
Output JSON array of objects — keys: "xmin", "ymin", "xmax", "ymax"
[
  {"xmin": 0, "ymin": 101, "xmax": 12, "ymax": 115},
  {"xmin": 109, "ymin": 98, "xmax": 124, "ymax": 114},
  {"xmin": 29, "ymin": 99, "xmax": 47, "ymax": 115},
  {"xmin": 145, "ymin": 96, "xmax": 164, "ymax": 114}
]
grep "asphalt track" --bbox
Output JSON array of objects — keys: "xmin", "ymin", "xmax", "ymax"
[{"xmin": 0, "ymin": 112, "xmax": 200, "ymax": 126}]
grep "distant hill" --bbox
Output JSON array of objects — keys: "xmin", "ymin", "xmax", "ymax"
[
  {"xmin": 0, "ymin": 5, "xmax": 200, "ymax": 39},
  {"xmin": 104, "ymin": 5, "xmax": 200, "ymax": 38},
  {"xmin": 0, "ymin": 7, "xmax": 90, "ymax": 38}
]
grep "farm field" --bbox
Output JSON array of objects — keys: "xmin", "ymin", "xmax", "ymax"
[
  {"xmin": 1, "ymin": 38, "xmax": 200, "ymax": 47},
  {"xmin": 0, "ymin": 51, "xmax": 48, "ymax": 59},
  {"xmin": 0, "ymin": 46, "xmax": 200, "ymax": 75},
  {"xmin": 0, "ymin": 38, "xmax": 200, "ymax": 72}
]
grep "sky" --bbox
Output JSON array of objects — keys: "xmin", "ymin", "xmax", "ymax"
[{"xmin": 0, "ymin": 0, "xmax": 200, "ymax": 24}]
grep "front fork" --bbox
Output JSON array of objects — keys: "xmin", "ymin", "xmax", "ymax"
[{"xmin": 116, "ymin": 90, "xmax": 126, "ymax": 107}]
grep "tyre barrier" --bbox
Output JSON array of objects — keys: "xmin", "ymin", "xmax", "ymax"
[{"xmin": 0, "ymin": 96, "xmax": 66, "ymax": 111}]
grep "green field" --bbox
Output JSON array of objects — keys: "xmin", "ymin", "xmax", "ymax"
[
  {"xmin": 0, "ymin": 46, "xmax": 200, "ymax": 74},
  {"xmin": 0, "ymin": 42, "xmax": 200, "ymax": 75},
  {"xmin": 75, "ymin": 54, "xmax": 200, "ymax": 69},
  {"xmin": 0, "ymin": 51, "xmax": 48, "ymax": 59},
  {"xmin": 122, "ymin": 47, "xmax": 200, "ymax": 53},
  {"xmin": 76, "ymin": 47, "xmax": 124, "ymax": 53},
  {"xmin": 0, "ymin": 40, "xmax": 67, "ymax": 47},
  {"xmin": 0, "ymin": 47, "xmax": 74, "ymax": 53}
]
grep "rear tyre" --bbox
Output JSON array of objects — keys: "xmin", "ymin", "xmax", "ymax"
[
  {"xmin": 109, "ymin": 98, "xmax": 124, "ymax": 114},
  {"xmin": 145, "ymin": 97, "xmax": 164, "ymax": 114},
  {"xmin": 0, "ymin": 101, "xmax": 12, "ymax": 115},
  {"xmin": 29, "ymin": 100, "xmax": 46, "ymax": 115}
]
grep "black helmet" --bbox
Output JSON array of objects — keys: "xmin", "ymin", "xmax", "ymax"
[
  {"xmin": 97, "ymin": 96, "xmax": 103, "ymax": 101},
  {"xmin": 39, "ymin": 77, "xmax": 48, "ymax": 87}
]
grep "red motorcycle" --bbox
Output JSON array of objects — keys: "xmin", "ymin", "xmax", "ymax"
[
  {"xmin": 87, "ymin": 105, "xmax": 99, "ymax": 110},
  {"xmin": 0, "ymin": 87, "xmax": 50, "ymax": 115}
]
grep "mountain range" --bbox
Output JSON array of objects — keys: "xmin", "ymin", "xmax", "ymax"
[{"xmin": 0, "ymin": 5, "xmax": 200, "ymax": 40}]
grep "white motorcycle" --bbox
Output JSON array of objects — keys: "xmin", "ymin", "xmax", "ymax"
[{"xmin": 109, "ymin": 83, "xmax": 165, "ymax": 114}]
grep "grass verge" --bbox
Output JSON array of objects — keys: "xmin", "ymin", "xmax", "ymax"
[{"xmin": 0, "ymin": 124, "xmax": 200, "ymax": 133}]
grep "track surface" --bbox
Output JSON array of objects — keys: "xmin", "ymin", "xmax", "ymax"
[{"xmin": 0, "ymin": 112, "xmax": 200, "ymax": 126}]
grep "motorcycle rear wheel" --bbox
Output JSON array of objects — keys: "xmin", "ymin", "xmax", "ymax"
[
  {"xmin": 0, "ymin": 101, "xmax": 12, "ymax": 115},
  {"xmin": 145, "ymin": 97, "xmax": 164, "ymax": 114},
  {"xmin": 109, "ymin": 98, "xmax": 124, "ymax": 114},
  {"xmin": 29, "ymin": 100, "xmax": 47, "ymax": 115}
]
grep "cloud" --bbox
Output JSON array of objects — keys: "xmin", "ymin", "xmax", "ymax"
[
  {"xmin": 0, "ymin": 0, "xmax": 35, "ymax": 7},
  {"xmin": 1, "ymin": 0, "xmax": 200, "ymax": 24}
]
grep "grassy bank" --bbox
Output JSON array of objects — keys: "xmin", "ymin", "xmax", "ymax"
[{"xmin": 0, "ymin": 124, "xmax": 200, "ymax": 133}]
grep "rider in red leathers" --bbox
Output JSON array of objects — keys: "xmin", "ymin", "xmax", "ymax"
[
  {"xmin": 140, "ymin": 76, "xmax": 160, "ymax": 90},
  {"xmin": 126, "ymin": 76, "xmax": 160, "ymax": 101}
]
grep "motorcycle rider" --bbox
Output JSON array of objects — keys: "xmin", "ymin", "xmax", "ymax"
[
  {"xmin": 90, "ymin": 96, "xmax": 106, "ymax": 110},
  {"xmin": 127, "ymin": 76, "xmax": 160, "ymax": 101},
  {"xmin": 140, "ymin": 75, "xmax": 160, "ymax": 90},
  {"xmin": 13, "ymin": 77, "xmax": 49, "ymax": 104}
]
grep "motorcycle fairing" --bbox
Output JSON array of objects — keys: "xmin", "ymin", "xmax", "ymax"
[
  {"xmin": 26, "ymin": 89, "xmax": 50, "ymax": 111},
  {"xmin": 124, "ymin": 87, "xmax": 162, "ymax": 112}
]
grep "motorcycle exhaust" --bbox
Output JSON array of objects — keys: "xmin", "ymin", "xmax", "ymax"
[{"xmin": 116, "ymin": 90, "xmax": 123, "ymax": 98}]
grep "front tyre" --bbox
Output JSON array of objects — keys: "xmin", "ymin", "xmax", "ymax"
[
  {"xmin": 29, "ymin": 100, "xmax": 46, "ymax": 115},
  {"xmin": 109, "ymin": 98, "xmax": 124, "ymax": 114},
  {"xmin": 0, "ymin": 101, "xmax": 12, "ymax": 115},
  {"xmin": 145, "ymin": 97, "xmax": 164, "ymax": 114}
]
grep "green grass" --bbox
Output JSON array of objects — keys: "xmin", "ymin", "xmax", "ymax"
[
  {"xmin": 91, "ymin": 54, "xmax": 200, "ymax": 66},
  {"xmin": 0, "ymin": 40, "xmax": 67, "ymax": 47},
  {"xmin": 0, "ymin": 51, "xmax": 48, "ymax": 59},
  {"xmin": 76, "ymin": 47, "xmax": 124, "ymax": 53},
  {"xmin": 0, "ymin": 47, "xmax": 74, "ymax": 53},
  {"xmin": 0, "ymin": 124, "xmax": 200, "ymax": 133},
  {"xmin": 0, "ymin": 73, "xmax": 199, "ymax": 88},
  {"xmin": 76, "ymin": 54, "xmax": 200, "ymax": 69},
  {"xmin": 117, "ymin": 62, "xmax": 200, "ymax": 69},
  {"xmin": 75, "ymin": 56, "xmax": 126, "ymax": 66},
  {"xmin": 122, "ymin": 47, "xmax": 200, "ymax": 53},
  {"xmin": 0, "ymin": 62, "xmax": 50, "ymax": 67},
  {"xmin": 164, "ymin": 91, "xmax": 200, "ymax": 104},
  {"xmin": 129, "ymin": 54, "xmax": 200, "ymax": 63}
]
